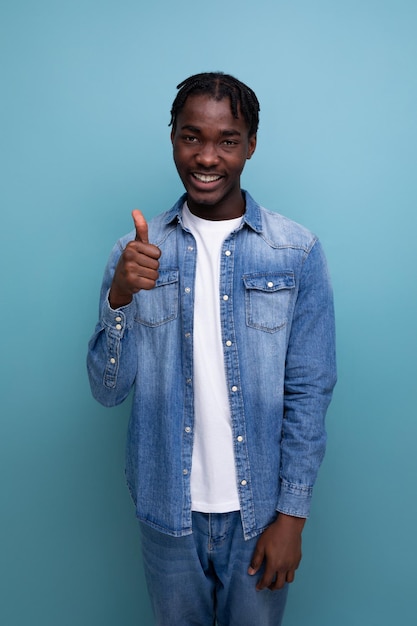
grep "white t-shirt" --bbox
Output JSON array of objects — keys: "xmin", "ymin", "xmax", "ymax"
[{"xmin": 182, "ymin": 203, "xmax": 242, "ymax": 513}]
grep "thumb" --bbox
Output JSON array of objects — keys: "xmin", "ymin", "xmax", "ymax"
[
  {"xmin": 132, "ymin": 209, "xmax": 149, "ymax": 244},
  {"xmin": 248, "ymin": 544, "xmax": 264, "ymax": 576}
]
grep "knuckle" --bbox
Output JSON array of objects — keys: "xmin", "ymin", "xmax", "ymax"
[{"xmin": 123, "ymin": 247, "xmax": 136, "ymax": 262}]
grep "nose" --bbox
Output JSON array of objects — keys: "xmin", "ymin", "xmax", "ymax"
[{"xmin": 195, "ymin": 142, "xmax": 220, "ymax": 167}]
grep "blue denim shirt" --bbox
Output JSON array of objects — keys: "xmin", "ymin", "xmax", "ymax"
[{"xmin": 87, "ymin": 191, "xmax": 336, "ymax": 540}]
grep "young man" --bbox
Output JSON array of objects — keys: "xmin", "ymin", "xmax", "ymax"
[{"xmin": 87, "ymin": 72, "xmax": 336, "ymax": 625}]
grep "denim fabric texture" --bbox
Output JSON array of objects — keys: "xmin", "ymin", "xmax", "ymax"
[
  {"xmin": 140, "ymin": 511, "xmax": 288, "ymax": 626},
  {"xmin": 87, "ymin": 191, "xmax": 337, "ymax": 540}
]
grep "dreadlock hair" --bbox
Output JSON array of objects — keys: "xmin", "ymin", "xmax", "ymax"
[{"xmin": 170, "ymin": 72, "xmax": 260, "ymax": 137}]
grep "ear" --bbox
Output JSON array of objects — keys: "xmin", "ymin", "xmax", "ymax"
[
  {"xmin": 246, "ymin": 134, "xmax": 257, "ymax": 160},
  {"xmin": 170, "ymin": 128, "xmax": 175, "ymax": 145}
]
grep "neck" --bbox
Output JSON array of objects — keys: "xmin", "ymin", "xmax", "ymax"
[{"xmin": 187, "ymin": 191, "xmax": 245, "ymax": 221}]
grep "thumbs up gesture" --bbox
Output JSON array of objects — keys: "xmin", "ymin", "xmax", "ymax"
[
  {"xmin": 109, "ymin": 210, "xmax": 161, "ymax": 309},
  {"xmin": 132, "ymin": 209, "xmax": 150, "ymax": 245}
]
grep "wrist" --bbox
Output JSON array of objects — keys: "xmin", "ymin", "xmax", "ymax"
[
  {"xmin": 276, "ymin": 513, "xmax": 306, "ymax": 533},
  {"xmin": 109, "ymin": 286, "xmax": 133, "ymax": 309}
]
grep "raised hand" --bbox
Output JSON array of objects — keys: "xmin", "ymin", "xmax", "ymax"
[{"xmin": 109, "ymin": 210, "xmax": 161, "ymax": 309}]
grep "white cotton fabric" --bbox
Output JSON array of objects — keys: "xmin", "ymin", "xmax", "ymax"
[{"xmin": 182, "ymin": 203, "xmax": 241, "ymax": 513}]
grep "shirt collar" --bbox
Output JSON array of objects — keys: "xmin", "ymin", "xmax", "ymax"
[{"xmin": 162, "ymin": 191, "xmax": 263, "ymax": 234}]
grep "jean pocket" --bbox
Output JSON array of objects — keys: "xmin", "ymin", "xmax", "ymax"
[
  {"xmin": 135, "ymin": 268, "xmax": 179, "ymax": 327},
  {"xmin": 243, "ymin": 271, "xmax": 295, "ymax": 333}
]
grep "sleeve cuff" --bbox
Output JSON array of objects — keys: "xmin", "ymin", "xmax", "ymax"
[
  {"xmin": 276, "ymin": 478, "xmax": 313, "ymax": 518},
  {"xmin": 101, "ymin": 289, "xmax": 136, "ymax": 333}
]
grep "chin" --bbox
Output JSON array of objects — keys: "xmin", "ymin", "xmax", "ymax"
[
  {"xmin": 189, "ymin": 195, "xmax": 219, "ymax": 207},
  {"xmin": 186, "ymin": 187, "xmax": 229, "ymax": 206}
]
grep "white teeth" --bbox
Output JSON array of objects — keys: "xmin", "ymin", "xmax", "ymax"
[{"xmin": 193, "ymin": 173, "xmax": 221, "ymax": 183}]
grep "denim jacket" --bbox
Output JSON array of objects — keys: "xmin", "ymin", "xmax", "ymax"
[{"xmin": 87, "ymin": 191, "xmax": 336, "ymax": 540}]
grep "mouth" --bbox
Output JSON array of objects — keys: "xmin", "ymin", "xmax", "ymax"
[{"xmin": 192, "ymin": 173, "xmax": 223, "ymax": 184}]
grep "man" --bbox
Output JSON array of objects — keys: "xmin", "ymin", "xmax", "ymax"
[{"xmin": 87, "ymin": 72, "xmax": 336, "ymax": 625}]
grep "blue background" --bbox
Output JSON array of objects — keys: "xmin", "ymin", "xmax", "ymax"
[{"xmin": 1, "ymin": 1, "xmax": 416, "ymax": 624}]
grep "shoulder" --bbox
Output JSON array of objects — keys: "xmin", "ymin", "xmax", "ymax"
[
  {"xmin": 259, "ymin": 207, "xmax": 317, "ymax": 252},
  {"xmin": 244, "ymin": 191, "xmax": 318, "ymax": 252}
]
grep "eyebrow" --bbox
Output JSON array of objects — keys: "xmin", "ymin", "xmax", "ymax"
[
  {"xmin": 180, "ymin": 124, "xmax": 242, "ymax": 137},
  {"xmin": 221, "ymin": 129, "xmax": 242, "ymax": 137}
]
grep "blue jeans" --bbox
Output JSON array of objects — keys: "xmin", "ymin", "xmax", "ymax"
[{"xmin": 140, "ymin": 512, "xmax": 288, "ymax": 626}]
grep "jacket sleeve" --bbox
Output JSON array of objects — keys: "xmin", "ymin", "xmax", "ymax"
[
  {"xmin": 277, "ymin": 239, "xmax": 337, "ymax": 518},
  {"xmin": 86, "ymin": 238, "xmax": 139, "ymax": 407}
]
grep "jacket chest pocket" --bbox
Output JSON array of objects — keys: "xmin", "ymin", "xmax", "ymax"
[
  {"xmin": 135, "ymin": 269, "xmax": 179, "ymax": 327},
  {"xmin": 243, "ymin": 271, "xmax": 295, "ymax": 333}
]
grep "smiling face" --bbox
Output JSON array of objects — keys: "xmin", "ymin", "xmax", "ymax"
[{"xmin": 171, "ymin": 94, "xmax": 257, "ymax": 220}]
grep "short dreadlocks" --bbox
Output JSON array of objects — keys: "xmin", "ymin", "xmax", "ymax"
[{"xmin": 170, "ymin": 72, "xmax": 260, "ymax": 137}]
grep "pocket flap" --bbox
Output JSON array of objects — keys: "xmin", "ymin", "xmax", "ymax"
[
  {"xmin": 243, "ymin": 272, "xmax": 295, "ymax": 292},
  {"xmin": 154, "ymin": 269, "xmax": 179, "ymax": 287}
]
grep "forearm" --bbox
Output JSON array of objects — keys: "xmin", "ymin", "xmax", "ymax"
[{"xmin": 87, "ymin": 295, "xmax": 138, "ymax": 407}]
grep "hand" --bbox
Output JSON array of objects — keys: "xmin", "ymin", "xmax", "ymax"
[
  {"xmin": 248, "ymin": 514, "xmax": 305, "ymax": 591},
  {"xmin": 109, "ymin": 210, "xmax": 161, "ymax": 308}
]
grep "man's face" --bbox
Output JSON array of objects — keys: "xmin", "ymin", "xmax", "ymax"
[{"xmin": 171, "ymin": 94, "xmax": 256, "ymax": 220}]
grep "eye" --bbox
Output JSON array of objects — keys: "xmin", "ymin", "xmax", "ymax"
[
  {"xmin": 222, "ymin": 139, "xmax": 238, "ymax": 146},
  {"xmin": 183, "ymin": 135, "xmax": 198, "ymax": 143}
]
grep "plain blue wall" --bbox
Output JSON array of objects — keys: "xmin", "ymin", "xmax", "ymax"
[{"xmin": 1, "ymin": 1, "xmax": 416, "ymax": 624}]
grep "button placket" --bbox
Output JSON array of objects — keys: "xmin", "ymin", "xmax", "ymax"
[
  {"xmin": 180, "ymin": 232, "xmax": 197, "ymax": 527},
  {"xmin": 220, "ymin": 233, "xmax": 255, "ymax": 527}
]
